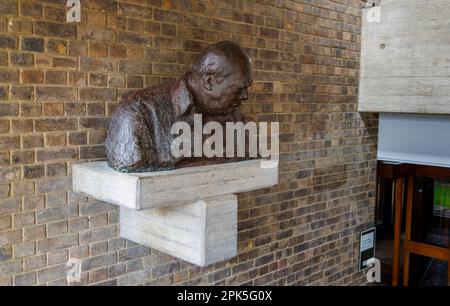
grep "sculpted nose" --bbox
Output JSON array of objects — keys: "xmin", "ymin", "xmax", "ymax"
[{"xmin": 239, "ymin": 88, "xmax": 248, "ymax": 101}]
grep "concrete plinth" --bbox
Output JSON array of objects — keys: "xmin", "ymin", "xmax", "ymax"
[
  {"xmin": 73, "ymin": 160, "xmax": 278, "ymax": 210},
  {"xmin": 72, "ymin": 159, "xmax": 278, "ymax": 266}
]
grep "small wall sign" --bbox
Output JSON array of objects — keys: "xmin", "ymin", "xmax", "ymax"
[
  {"xmin": 359, "ymin": 228, "xmax": 376, "ymax": 270},
  {"xmin": 66, "ymin": 0, "xmax": 81, "ymax": 23}
]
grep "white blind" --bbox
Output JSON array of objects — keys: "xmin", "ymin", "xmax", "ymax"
[{"xmin": 378, "ymin": 113, "xmax": 450, "ymax": 167}]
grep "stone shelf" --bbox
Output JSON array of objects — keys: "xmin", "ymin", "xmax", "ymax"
[{"xmin": 72, "ymin": 159, "xmax": 278, "ymax": 266}]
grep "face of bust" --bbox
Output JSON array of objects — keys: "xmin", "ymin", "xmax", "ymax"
[{"xmin": 195, "ymin": 63, "xmax": 253, "ymax": 115}]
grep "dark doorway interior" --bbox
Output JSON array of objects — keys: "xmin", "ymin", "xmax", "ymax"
[{"xmin": 375, "ymin": 175, "xmax": 450, "ymax": 286}]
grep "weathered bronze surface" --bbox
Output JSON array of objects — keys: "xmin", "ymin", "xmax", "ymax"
[{"xmin": 105, "ymin": 41, "xmax": 253, "ymax": 172}]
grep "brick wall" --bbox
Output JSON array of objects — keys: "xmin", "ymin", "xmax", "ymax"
[{"xmin": 0, "ymin": 0, "xmax": 378, "ymax": 286}]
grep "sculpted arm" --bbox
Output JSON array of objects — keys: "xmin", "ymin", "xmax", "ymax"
[{"xmin": 106, "ymin": 104, "xmax": 155, "ymax": 172}]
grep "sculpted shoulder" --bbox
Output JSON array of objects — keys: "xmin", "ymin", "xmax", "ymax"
[{"xmin": 112, "ymin": 83, "xmax": 175, "ymax": 116}]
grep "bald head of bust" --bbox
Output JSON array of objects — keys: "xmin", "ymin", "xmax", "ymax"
[{"xmin": 187, "ymin": 41, "xmax": 253, "ymax": 115}]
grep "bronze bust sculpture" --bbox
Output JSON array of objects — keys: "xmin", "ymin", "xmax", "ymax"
[{"xmin": 105, "ymin": 41, "xmax": 253, "ymax": 172}]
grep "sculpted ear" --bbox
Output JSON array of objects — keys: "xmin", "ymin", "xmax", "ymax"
[{"xmin": 203, "ymin": 73, "xmax": 215, "ymax": 91}]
